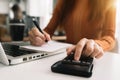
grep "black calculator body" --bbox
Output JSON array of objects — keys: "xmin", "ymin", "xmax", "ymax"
[{"xmin": 51, "ymin": 53, "xmax": 93, "ymax": 78}]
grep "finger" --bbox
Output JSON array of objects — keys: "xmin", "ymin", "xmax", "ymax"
[
  {"xmin": 30, "ymin": 36, "xmax": 45, "ymax": 46},
  {"xmin": 95, "ymin": 53, "xmax": 103, "ymax": 59},
  {"xmin": 29, "ymin": 31, "xmax": 42, "ymax": 45},
  {"xmin": 75, "ymin": 38, "xmax": 88, "ymax": 61},
  {"xmin": 29, "ymin": 37, "xmax": 38, "ymax": 46},
  {"xmin": 29, "ymin": 31, "xmax": 36, "ymax": 44},
  {"xmin": 31, "ymin": 27, "xmax": 46, "ymax": 40},
  {"xmin": 95, "ymin": 47, "xmax": 104, "ymax": 59},
  {"xmin": 66, "ymin": 46, "xmax": 76, "ymax": 55},
  {"xmin": 28, "ymin": 31, "xmax": 35, "ymax": 39},
  {"xmin": 29, "ymin": 36, "xmax": 35, "ymax": 45},
  {"xmin": 43, "ymin": 31, "xmax": 51, "ymax": 41},
  {"xmin": 84, "ymin": 40, "xmax": 94, "ymax": 57},
  {"xmin": 90, "ymin": 44, "xmax": 100, "ymax": 58},
  {"xmin": 34, "ymin": 37, "xmax": 45, "ymax": 46}
]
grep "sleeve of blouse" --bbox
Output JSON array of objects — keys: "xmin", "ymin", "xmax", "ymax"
[
  {"xmin": 95, "ymin": 7, "xmax": 116, "ymax": 51},
  {"xmin": 44, "ymin": 0, "xmax": 64, "ymax": 36}
]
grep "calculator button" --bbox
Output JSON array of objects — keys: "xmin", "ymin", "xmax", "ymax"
[
  {"xmin": 62, "ymin": 59, "xmax": 71, "ymax": 64},
  {"xmin": 72, "ymin": 60, "xmax": 80, "ymax": 64},
  {"xmin": 86, "ymin": 62, "xmax": 91, "ymax": 65},
  {"xmin": 81, "ymin": 61, "xmax": 86, "ymax": 64}
]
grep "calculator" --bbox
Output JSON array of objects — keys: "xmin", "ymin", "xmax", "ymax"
[{"xmin": 51, "ymin": 52, "xmax": 93, "ymax": 77}]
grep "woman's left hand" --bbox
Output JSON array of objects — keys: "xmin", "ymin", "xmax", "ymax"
[{"xmin": 67, "ymin": 38, "xmax": 104, "ymax": 61}]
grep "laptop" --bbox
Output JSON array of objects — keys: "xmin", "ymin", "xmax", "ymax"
[{"xmin": 0, "ymin": 41, "xmax": 71, "ymax": 65}]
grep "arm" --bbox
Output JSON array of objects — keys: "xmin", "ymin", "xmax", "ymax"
[
  {"xmin": 44, "ymin": 0, "xmax": 65, "ymax": 37},
  {"xmin": 95, "ymin": 7, "xmax": 116, "ymax": 51},
  {"xmin": 29, "ymin": 0, "xmax": 65, "ymax": 46},
  {"xmin": 66, "ymin": 7, "xmax": 116, "ymax": 60}
]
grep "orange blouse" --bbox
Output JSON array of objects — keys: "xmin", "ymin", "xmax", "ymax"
[{"xmin": 44, "ymin": 0, "xmax": 116, "ymax": 51}]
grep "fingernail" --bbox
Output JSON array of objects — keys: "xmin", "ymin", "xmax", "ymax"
[{"xmin": 75, "ymin": 57, "xmax": 79, "ymax": 61}]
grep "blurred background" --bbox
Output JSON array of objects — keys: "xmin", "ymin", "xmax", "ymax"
[
  {"xmin": 0, "ymin": 0, "xmax": 119, "ymax": 43},
  {"xmin": 0, "ymin": 0, "xmax": 65, "ymax": 42}
]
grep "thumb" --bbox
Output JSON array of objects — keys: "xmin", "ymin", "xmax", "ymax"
[{"xmin": 43, "ymin": 31, "xmax": 51, "ymax": 41}]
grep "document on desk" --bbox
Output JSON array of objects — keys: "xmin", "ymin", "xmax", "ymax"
[{"xmin": 20, "ymin": 41, "xmax": 72, "ymax": 53}]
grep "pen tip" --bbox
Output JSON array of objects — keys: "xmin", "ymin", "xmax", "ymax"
[{"xmin": 45, "ymin": 40, "xmax": 48, "ymax": 42}]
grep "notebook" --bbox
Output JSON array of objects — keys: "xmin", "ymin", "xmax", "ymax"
[{"xmin": 20, "ymin": 40, "xmax": 72, "ymax": 53}]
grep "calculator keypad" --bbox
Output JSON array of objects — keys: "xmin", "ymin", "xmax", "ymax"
[{"xmin": 62, "ymin": 53, "xmax": 93, "ymax": 66}]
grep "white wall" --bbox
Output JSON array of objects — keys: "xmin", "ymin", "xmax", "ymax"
[
  {"xmin": 0, "ymin": 0, "xmax": 9, "ymax": 14},
  {"xmin": 26, "ymin": 0, "xmax": 53, "ymax": 29},
  {"xmin": 115, "ymin": 0, "xmax": 120, "ymax": 52},
  {"xmin": 116, "ymin": 0, "xmax": 120, "ymax": 39}
]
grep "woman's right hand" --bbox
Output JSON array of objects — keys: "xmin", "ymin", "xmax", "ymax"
[{"xmin": 28, "ymin": 27, "xmax": 51, "ymax": 46}]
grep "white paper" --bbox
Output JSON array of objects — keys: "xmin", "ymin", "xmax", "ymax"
[{"xmin": 20, "ymin": 41, "xmax": 72, "ymax": 52}]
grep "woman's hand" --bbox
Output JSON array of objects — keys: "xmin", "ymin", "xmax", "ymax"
[
  {"xmin": 67, "ymin": 38, "xmax": 104, "ymax": 61},
  {"xmin": 28, "ymin": 27, "xmax": 51, "ymax": 46}
]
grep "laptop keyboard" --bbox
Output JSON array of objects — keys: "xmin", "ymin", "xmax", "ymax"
[{"xmin": 2, "ymin": 44, "xmax": 37, "ymax": 57}]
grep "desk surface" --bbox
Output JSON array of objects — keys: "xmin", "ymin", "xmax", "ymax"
[{"xmin": 0, "ymin": 52, "xmax": 120, "ymax": 80}]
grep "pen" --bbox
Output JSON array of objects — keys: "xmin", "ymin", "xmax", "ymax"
[{"xmin": 32, "ymin": 18, "xmax": 48, "ymax": 42}]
